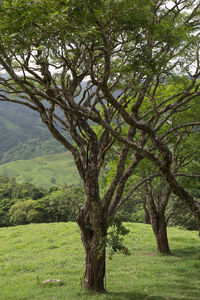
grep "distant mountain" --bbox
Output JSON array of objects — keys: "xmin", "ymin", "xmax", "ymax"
[{"xmin": 0, "ymin": 102, "xmax": 66, "ymax": 163}]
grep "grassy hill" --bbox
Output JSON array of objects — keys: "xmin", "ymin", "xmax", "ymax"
[
  {"xmin": 0, "ymin": 152, "xmax": 80, "ymax": 188},
  {"xmin": 0, "ymin": 222, "xmax": 199, "ymax": 300}
]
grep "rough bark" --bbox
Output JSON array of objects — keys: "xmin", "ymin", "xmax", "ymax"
[
  {"xmin": 80, "ymin": 229, "xmax": 106, "ymax": 292},
  {"xmin": 77, "ymin": 202, "xmax": 107, "ymax": 292},
  {"xmin": 77, "ymin": 161, "xmax": 107, "ymax": 292}
]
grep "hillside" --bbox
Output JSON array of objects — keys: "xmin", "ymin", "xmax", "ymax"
[
  {"xmin": 0, "ymin": 137, "xmax": 66, "ymax": 165},
  {"xmin": 0, "ymin": 222, "xmax": 199, "ymax": 300},
  {"xmin": 0, "ymin": 102, "xmax": 67, "ymax": 163},
  {"xmin": 0, "ymin": 152, "xmax": 80, "ymax": 188},
  {"xmin": 0, "ymin": 102, "xmax": 48, "ymax": 158}
]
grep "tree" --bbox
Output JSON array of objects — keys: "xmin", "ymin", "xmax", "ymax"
[
  {"xmin": 99, "ymin": 79, "xmax": 200, "ymax": 254},
  {"xmin": 137, "ymin": 110, "xmax": 200, "ymax": 254},
  {"xmin": 0, "ymin": 0, "xmax": 200, "ymax": 293},
  {"xmin": 0, "ymin": 0, "xmax": 144, "ymax": 292}
]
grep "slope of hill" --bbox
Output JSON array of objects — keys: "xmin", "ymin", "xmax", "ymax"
[
  {"xmin": 0, "ymin": 102, "xmax": 69, "ymax": 163},
  {"xmin": 0, "ymin": 137, "xmax": 66, "ymax": 164},
  {"xmin": 0, "ymin": 222, "xmax": 199, "ymax": 300},
  {"xmin": 0, "ymin": 152, "xmax": 79, "ymax": 188},
  {"xmin": 0, "ymin": 102, "xmax": 48, "ymax": 157},
  {"xmin": 0, "ymin": 84, "xmax": 88, "ymax": 163}
]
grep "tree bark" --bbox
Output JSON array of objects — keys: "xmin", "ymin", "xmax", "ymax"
[
  {"xmin": 144, "ymin": 209, "xmax": 151, "ymax": 225},
  {"xmin": 142, "ymin": 196, "xmax": 151, "ymax": 224},
  {"xmin": 80, "ymin": 230, "xmax": 106, "ymax": 292},
  {"xmin": 77, "ymin": 196, "xmax": 107, "ymax": 292},
  {"xmin": 152, "ymin": 218, "xmax": 170, "ymax": 254},
  {"xmin": 145, "ymin": 183, "xmax": 171, "ymax": 254}
]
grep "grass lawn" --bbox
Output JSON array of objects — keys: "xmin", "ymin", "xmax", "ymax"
[
  {"xmin": 0, "ymin": 152, "xmax": 79, "ymax": 188},
  {"xmin": 0, "ymin": 222, "xmax": 199, "ymax": 300}
]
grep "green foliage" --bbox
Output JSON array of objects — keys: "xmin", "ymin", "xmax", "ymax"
[
  {"xmin": 9, "ymin": 199, "xmax": 42, "ymax": 225},
  {"xmin": 99, "ymin": 216, "xmax": 130, "ymax": 260},
  {"xmin": 0, "ymin": 176, "xmax": 83, "ymax": 227},
  {"xmin": 37, "ymin": 186, "xmax": 83, "ymax": 223},
  {"xmin": 0, "ymin": 137, "xmax": 66, "ymax": 164},
  {"xmin": 0, "ymin": 102, "xmax": 50, "ymax": 161},
  {"xmin": 168, "ymin": 198, "xmax": 199, "ymax": 231},
  {"xmin": 0, "ymin": 176, "xmax": 46, "ymax": 226},
  {"xmin": 116, "ymin": 197, "xmax": 145, "ymax": 223},
  {"xmin": 0, "ymin": 102, "xmax": 70, "ymax": 163}
]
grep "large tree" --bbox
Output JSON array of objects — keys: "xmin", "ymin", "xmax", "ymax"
[{"xmin": 0, "ymin": 0, "xmax": 200, "ymax": 293}]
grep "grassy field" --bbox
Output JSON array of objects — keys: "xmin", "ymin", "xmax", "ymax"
[
  {"xmin": 0, "ymin": 152, "xmax": 79, "ymax": 188},
  {"xmin": 0, "ymin": 222, "xmax": 199, "ymax": 300}
]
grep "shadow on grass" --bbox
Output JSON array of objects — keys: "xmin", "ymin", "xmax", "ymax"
[
  {"xmin": 104, "ymin": 292, "xmax": 168, "ymax": 300},
  {"xmin": 77, "ymin": 291, "xmax": 146, "ymax": 300},
  {"xmin": 78, "ymin": 291, "xmax": 179, "ymax": 300},
  {"xmin": 171, "ymin": 246, "xmax": 200, "ymax": 259}
]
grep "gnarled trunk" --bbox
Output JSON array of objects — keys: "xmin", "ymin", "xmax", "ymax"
[
  {"xmin": 81, "ymin": 230, "xmax": 106, "ymax": 292},
  {"xmin": 77, "ymin": 200, "xmax": 107, "ymax": 292}
]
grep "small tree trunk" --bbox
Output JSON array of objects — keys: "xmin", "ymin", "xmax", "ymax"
[
  {"xmin": 144, "ymin": 207, "xmax": 151, "ymax": 224},
  {"xmin": 152, "ymin": 218, "xmax": 170, "ymax": 254},
  {"xmin": 145, "ymin": 182, "xmax": 171, "ymax": 254},
  {"xmin": 142, "ymin": 196, "xmax": 151, "ymax": 224},
  {"xmin": 155, "ymin": 221, "xmax": 170, "ymax": 254}
]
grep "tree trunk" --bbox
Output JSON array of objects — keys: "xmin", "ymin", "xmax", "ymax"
[
  {"xmin": 77, "ymin": 202, "xmax": 107, "ymax": 293},
  {"xmin": 142, "ymin": 197, "xmax": 151, "ymax": 224},
  {"xmin": 154, "ymin": 220, "xmax": 170, "ymax": 254},
  {"xmin": 145, "ymin": 209, "xmax": 151, "ymax": 224},
  {"xmin": 151, "ymin": 217, "xmax": 170, "ymax": 254},
  {"xmin": 81, "ymin": 231, "xmax": 106, "ymax": 292},
  {"xmin": 144, "ymin": 182, "xmax": 171, "ymax": 254}
]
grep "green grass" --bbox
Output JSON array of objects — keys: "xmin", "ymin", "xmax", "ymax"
[
  {"xmin": 0, "ymin": 223, "xmax": 199, "ymax": 300},
  {"xmin": 0, "ymin": 152, "xmax": 80, "ymax": 188}
]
